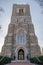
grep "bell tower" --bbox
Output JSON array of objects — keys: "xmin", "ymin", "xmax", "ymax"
[{"xmin": 1, "ymin": 4, "xmax": 41, "ymax": 60}]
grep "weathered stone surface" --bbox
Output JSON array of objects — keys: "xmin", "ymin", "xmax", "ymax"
[{"xmin": 1, "ymin": 4, "xmax": 41, "ymax": 60}]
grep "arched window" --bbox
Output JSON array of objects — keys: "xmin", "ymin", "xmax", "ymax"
[{"xmin": 17, "ymin": 31, "xmax": 26, "ymax": 44}]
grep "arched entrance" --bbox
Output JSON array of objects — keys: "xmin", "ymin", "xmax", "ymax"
[{"xmin": 18, "ymin": 49, "xmax": 24, "ymax": 60}]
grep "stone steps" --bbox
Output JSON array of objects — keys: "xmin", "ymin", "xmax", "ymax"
[{"xmin": 6, "ymin": 62, "xmax": 34, "ymax": 65}]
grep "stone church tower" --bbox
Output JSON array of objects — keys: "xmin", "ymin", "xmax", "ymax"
[{"xmin": 1, "ymin": 4, "xmax": 41, "ymax": 60}]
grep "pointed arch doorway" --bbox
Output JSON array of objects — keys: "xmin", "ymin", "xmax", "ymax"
[{"xmin": 18, "ymin": 49, "xmax": 24, "ymax": 60}]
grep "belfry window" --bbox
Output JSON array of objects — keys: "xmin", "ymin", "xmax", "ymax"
[
  {"xmin": 19, "ymin": 9, "xmax": 24, "ymax": 15},
  {"xmin": 17, "ymin": 8, "xmax": 26, "ymax": 16}
]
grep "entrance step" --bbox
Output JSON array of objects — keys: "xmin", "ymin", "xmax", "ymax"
[
  {"xmin": 11, "ymin": 60, "xmax": 30, "ymax": 62},
  {"xmin": 5, "ymin": 62, "xmax": 35, "ymax": 65}
]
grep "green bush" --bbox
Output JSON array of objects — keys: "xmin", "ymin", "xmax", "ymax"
[
  {"xmin": 30, "ymin": 57, "xmax": 39, "ymax": 64},
  {"xmin": 30, "ymin": 56, "xmax": 43, "ymax": 65},
  {"xmin": 0, "ymin": 56, "xmax": 3, "ymax": 59},
  {"xmin": 0, "ymin": 56, "xmax": 12, "ymax": 65},
  {"xmin": 38, "ymin": 56, "xmax": 43, "ymax": 62}
]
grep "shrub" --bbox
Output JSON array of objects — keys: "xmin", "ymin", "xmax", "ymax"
[
  {"xmin": 30, "ymin": 56, "xmax": 43, "ymax": 65},
  {"xmin": 0, "ymin": 56, "xmax": 12, "ymax": 65}
]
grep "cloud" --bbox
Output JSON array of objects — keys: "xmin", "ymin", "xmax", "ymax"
[
  {"xmin": 35, "ymin": 0, "xmax": 43, "ymax": 7},
  {"xmin": 34, "ymin": 0, "xmax": 43, "ymax": 14},
  {"xmin": 0, "ymin": 7, "xmax": 4, "ymax": 12},
  {"xmin": 0, "ymin": 25, "xmax": 1, "ymax": 29}
]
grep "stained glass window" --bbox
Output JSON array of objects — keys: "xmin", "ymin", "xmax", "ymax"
[{"xmin": 17, "ymin": 32, "xmax": 25, "ymax": 44}]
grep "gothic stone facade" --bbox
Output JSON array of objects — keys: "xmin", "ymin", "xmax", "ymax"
[{"xmin": 1, "ymin": 4, "xmax": 41, "ymax": 60}]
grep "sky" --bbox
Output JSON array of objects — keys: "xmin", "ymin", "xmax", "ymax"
[{"xmin": 0, "ymin": 0, "xmax": 43, "ymax": 52}]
